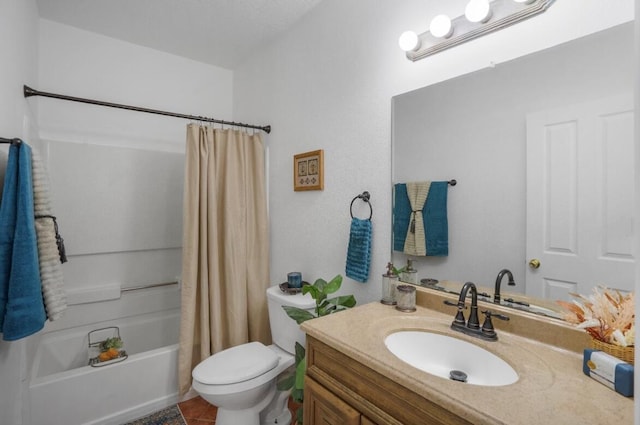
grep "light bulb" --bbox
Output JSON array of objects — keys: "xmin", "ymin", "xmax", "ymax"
[
  {"xmin": 465, "ymin": 0, "xmax": 492, "ymax": 23},
  {"xmin": 429, "ymin": 14, "xmax": 453, "ymax": 39},
  {"xmin": 398, "ymin": 31, "xmax": 420, "ymax": 52}
]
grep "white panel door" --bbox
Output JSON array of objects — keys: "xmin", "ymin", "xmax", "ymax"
[{"xmin": 525, "ymin": 95, "xmax": 634, "ymax": 300}]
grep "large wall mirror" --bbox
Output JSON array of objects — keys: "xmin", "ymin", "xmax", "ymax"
[{"xmin": 392, "ymin": 23, "xmax": 634, "ymax": 319}]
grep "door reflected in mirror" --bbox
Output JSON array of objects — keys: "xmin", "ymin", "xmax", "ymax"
[{"xmin": 391, "ymin": 23, "xmax": 635, "ymax": 319}]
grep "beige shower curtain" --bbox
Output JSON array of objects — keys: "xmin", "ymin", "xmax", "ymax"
[{"xmin": 178, "ymin": 124, "xmax": 271, "ymax": 396}]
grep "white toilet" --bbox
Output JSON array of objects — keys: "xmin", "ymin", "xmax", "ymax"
[{"xmin": 192, "ymin": 285, "xmax": 315, "ymax": 425}]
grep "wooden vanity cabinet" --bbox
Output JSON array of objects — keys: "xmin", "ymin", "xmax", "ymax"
[
  {"xmin": 304, "ymin": 377, "xmax": 361, "ymax": 424},
  {"xmin": 304, "ymin": 336, "xmax": 472, "ymax": 425}
]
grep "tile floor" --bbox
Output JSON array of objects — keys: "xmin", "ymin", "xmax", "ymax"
[
  {"xmin": 177, "ymin": 396, "xmax": 218, "ymax": 424},
  {"xmin": 177, "ymin": 396, "xmax": 300, "ymax": 425}
]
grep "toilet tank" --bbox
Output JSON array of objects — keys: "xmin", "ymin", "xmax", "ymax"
[{"xmin": 267, "ymin": 285, "xmax": 315, "ymax": 355}]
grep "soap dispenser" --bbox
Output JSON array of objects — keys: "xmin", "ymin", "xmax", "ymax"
[
  {"xmin": 401, "ymin": 259, "xmax": 418, "ymax": 285},
  {"xmin": 381, "ymin": 262, "xmax": 399, "ymax": 305}
]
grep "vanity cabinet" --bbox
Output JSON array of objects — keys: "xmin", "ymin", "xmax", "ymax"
[
  {"xmin": 304, "ymin": 336, "xmax": 472, "ymax": 425},
  {"xmin": 304, "ymin": 377, "xmax": 361, "ymax": 424}
]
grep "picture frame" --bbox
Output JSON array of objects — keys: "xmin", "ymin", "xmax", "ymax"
[{"xmin": 293, "ymin": 149, "xmax": 324, "ymax": 191}]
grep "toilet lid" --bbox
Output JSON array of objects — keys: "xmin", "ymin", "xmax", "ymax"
[{"xmin": 192, "ymin": 342, "xmax": 279, "ymax": 385}]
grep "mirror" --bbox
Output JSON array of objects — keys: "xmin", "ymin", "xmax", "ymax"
[{"xmin": 391, "ymin": 23, "xmax": 634, "ymax": 319}]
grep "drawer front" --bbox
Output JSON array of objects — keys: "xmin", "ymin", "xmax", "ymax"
[{"xmin": 304, "ymin": 376, "xmax": 360, "ymax": 425}]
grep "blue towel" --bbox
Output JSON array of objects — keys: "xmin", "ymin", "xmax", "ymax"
[
  {"xmin": 0, "ymin": 142, "xmax": 46, "ymax": 341},
  {"xmin": 424, "ymin": 182, "xmax": 449, "ymax": 256},
  {"xmin": 393, "ymin": 184, "xmax": 411, "ymax": 251},
  {"xmin": 393, "ymin": 182, "xmax": 449, "ymax": 256},
  {"xmin": 345, "ymin": 218, "xmax": 372, "ymax": 283}
]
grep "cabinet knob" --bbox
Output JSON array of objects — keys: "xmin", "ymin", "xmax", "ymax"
[{"xmin": 529, "ymin": 259, "xmax": 541, "ymax": 269}]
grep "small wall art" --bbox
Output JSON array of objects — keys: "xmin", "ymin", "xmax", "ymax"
[{"xmin": 293, "ymin": 149, "xmax": 324, "ymax": 191}]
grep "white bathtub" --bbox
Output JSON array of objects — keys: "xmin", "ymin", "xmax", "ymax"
[{"xmin": 28, "ymin": 310, "xmax": 180, "ymax": 425}]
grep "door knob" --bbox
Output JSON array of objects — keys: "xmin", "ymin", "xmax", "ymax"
[{"xmin": 529, "ymin": 259, "xmax": 541, "ymax": 269}]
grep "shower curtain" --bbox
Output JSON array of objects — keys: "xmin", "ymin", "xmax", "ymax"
[{"xmin": 178, "ymin": 124, "xmax": 270, "ymax": 396}]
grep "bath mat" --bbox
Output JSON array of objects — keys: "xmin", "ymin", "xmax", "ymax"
[{"xmin": 122, "ymin": 405, "xmax": 186, "ymax": 425}]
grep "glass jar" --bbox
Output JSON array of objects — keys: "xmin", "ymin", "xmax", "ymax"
[
  {"xmin": 395, "ymin": 284, "xmax": 416, "ymax": 312},
  {"xmin": 381, "ymin": 274, "xmax": 399, "ymax": 305},
  {"xmin": 401, "ymin": 259, "xmax": 418, "ymax": 285}
]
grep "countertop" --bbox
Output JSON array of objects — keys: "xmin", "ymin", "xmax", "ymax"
[{"xmin": 301, "ymin": 302, "xmax": 633, "ymax": 425}]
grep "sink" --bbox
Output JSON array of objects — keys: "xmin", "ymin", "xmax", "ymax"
[{"xmin": 384, "ymin": 331, "xmax": 518, "ymax": 386}]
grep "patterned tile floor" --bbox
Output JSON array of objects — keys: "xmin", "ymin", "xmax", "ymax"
[{"xmin": 177, "ymin": 396, "xmax": 300, "ymax": 425}]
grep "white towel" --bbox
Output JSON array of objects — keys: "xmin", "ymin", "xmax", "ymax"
[{"xmin": 32, "ymin": 148, "xmax": 67, "ymax": 321}]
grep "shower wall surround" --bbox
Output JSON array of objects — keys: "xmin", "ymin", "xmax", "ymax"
[
  {"xmin": 35, "ymin": 19, "xmax": 233, "ymax": 332},
  {"xmin": 2, "ymin": 15, "xmax": 233, "ymax": 425}
]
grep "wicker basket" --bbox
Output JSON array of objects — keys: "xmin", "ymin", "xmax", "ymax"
[{"xmin": 590, "ymin": 338, "xmax": 634, "ymax": 365}]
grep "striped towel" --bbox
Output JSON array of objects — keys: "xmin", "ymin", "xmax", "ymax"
[
  {"xmin": 32, "ymin": 148, "xmax": 67, "ymax": 321},
  {"xmin": 345, "ymin": 218, "xmax": 372, "ymax": 283},
  {"xmin": 403, "ymin": 181, "xmax": 431, "ymax": 256}
]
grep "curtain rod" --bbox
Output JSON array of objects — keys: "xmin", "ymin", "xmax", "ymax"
[
  {"xmin": 0, "ymin": 137, "xmax": 22, "ymax": 145},
  {"xmin": 23, "ymin": 85, "xmax": 271, "ymax": 134}
]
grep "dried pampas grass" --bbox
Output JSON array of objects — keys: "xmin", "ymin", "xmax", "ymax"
[{"xmin": 557, "ymin": 287, "xmax": 635, "ymax": 347}]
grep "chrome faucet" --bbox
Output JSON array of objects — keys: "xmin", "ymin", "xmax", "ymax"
[
  {"xmin": 494, "ymin": 269, "xmax": 515, "ymax": 304},
  {"xmin": 444, "ymin": 282, "xmax": 509, "ymax": 341}
]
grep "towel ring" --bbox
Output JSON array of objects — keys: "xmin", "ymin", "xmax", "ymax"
[{"xmin": 350, "ymin": 191, "xmax": 373, "ymax": 220}]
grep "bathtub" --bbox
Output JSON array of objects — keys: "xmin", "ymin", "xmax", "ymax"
[{"xmin": 28, "ymin": 309, "xmax": 180, "ymax": 425}]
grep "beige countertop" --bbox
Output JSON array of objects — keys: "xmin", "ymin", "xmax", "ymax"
[{"xmin": 302, "ymin": 301, "xmax": 633, "ymax": 425}]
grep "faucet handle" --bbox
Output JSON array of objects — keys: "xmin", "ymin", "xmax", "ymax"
[
  {"xmin": 482, "ymin": 310, "xmax": 509, "ymax": 321},
  {"xmin": 443, "ymin": 300, "xmax": 466, "ymax": 326},
  {"xmin": 481, "ymin": 310, "xmax": 509, "ymax": 339}
]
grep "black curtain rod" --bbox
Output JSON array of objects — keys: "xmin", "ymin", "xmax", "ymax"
[
  {"xmin": 0, "ymin": 137, "xmax": 22, "ymax": 145},
  {"xmin": 23, "ymin": 85, "xmax": 271, "ymax": 134}
]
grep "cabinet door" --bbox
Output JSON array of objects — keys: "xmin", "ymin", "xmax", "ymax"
[{"xmin": 304, "ymin": 377, "xmax": 360, "ymax": 425}]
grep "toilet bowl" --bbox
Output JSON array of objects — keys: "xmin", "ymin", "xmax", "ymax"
[
  {"xmin": 191, "ymin": 285, "xmax": 314, "ymax": 425},
  {"xmin": 192, "ymin": 342, "xmax": 294, "ymax": 424}
]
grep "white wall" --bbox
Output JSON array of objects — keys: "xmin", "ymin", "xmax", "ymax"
[
  {"xmin": 233, "ymin": 0, "xmax": 635, "ymax": 306},
  {"xmin": 37, "ymin": 19, "xmax": 233, "ymax": 153},
  {"xmin": 0, "ymin": 1, "xmax": 39, "ymax": 423}
]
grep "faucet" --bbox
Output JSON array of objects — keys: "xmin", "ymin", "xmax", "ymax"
[
  {"xmin": 494, "ymin": 269, "xmax": 515, "ymax": 304},
  {"xmin": 444, "ymin": 281, "xmax": 509, "ymax": 341},
  {"xmin": 455, "ymin": 282, "xmax": 480, "ymax": 330}
]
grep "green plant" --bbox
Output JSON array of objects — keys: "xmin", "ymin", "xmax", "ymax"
[
  {"xmin": 99, "ymin": 337, "xmax": 123, "ymax": 351},
  {"xmin": 277, "ymin": 274, "xmax": 356, "ymax": 424}
]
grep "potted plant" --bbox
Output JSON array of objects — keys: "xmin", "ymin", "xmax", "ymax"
[{"xmin": 277, "ymin": 274, "xmax": 356, "ymax": 424}]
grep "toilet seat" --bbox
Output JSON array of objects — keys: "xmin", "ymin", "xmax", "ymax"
[
  {"xmin": 192, "ymin": 343, "xmax": 294, "ymax": 396},
  {"xmin": 193, "ymin": 342, "xmax": 279, "ymax": 385}
]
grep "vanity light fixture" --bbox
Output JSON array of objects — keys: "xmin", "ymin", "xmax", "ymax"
[
  {"xmin": 465, "ymin": 0, "xmax": 492, "ymax": 24},
  {"xmin": 398, "ymin": 30, "xmax": 421, "ymax": 52},
  {"xmin": 429, "ymin": 14, "xmax": 454, "ymax": 39},
  {"xmin": 399, "ymin": 0, "xmax": 555, "ymax": 61}
]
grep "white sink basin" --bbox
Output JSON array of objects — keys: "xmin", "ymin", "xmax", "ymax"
[{"xmin": 384, "ymin": 331, "xmax": 518, "ymax": 386}]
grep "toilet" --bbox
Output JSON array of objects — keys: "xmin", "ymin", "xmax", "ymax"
[{"xmin": 191, "ymin": 285, "xmax": 315, "ymax": 425}]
